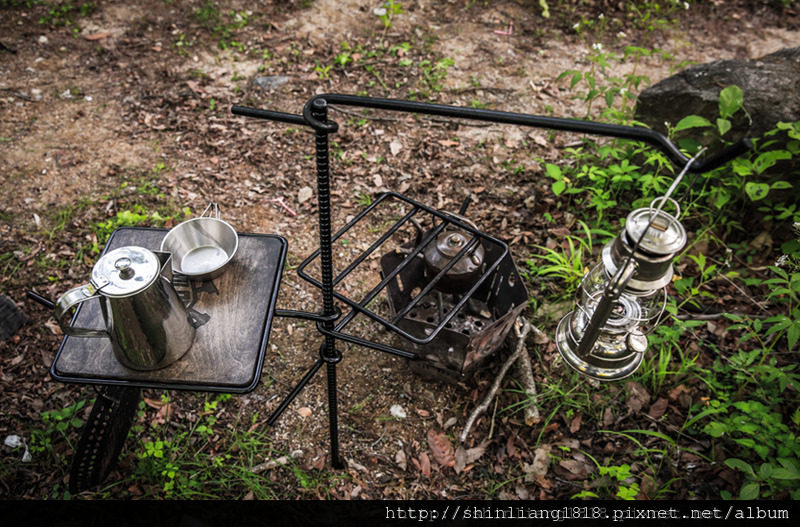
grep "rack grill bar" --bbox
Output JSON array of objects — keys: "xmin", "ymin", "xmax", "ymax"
[{"xmin": 295, "ymin": 192, "xmax": 509, "ymax": 345}]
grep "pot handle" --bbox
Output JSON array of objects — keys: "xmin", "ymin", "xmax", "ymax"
[
  {"xmin": 54, "ymin": 278, "xmax": 109, "ymax": 338},
  {"xmin": 200, "ymin": 202, "xmax": 220, "ymax": 220}
]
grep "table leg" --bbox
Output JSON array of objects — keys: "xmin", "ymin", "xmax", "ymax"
[{"xmin": 69, "ymin": 385, "xmax": 140, "ymax": 493}]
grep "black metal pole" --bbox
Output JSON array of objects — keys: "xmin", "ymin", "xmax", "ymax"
[{"xmin": 311, "ymin": 99, "xmax": 344, "ymax": 469}]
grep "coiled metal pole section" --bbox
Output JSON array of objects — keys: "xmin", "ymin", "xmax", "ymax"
[{"xmin": 311, "ymin": 99, "xmax": 344, "ymax": 469}]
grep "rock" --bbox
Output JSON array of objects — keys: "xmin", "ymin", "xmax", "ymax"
[
  {"xmin": 635, "ymin": 47, "xmax": 800, "ymax": 141},
  {"xmin": 252, "ymin": 75, "xmax": 290, "ymax": 91},
  {"xmin": 297, "ymin": 186, "xmax": 313, "ymax": 204},
  {"xmin": 0, "ymin": 295, "xmax": 26, "ymax": 342}
]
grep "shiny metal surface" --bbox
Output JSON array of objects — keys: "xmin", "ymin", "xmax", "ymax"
[
  {"xmin": 90, "ymin": 246, "xmax": 161, "ymax": 297},
  {"xmin": 555, "ymin": 202, "xmax": 687, "ymax": 381},
  {"xmin": 160, "ymin": 216, "xmax": 238, "ymax": 281},
  {"xmin": 422, "ymin": 228, "xmax": 485, "ymax": 294},
  {"xmin": 555, "ymin": 311, "xmax": 644, "ymax": 381},
  {"xmin": 625, "ymin": 201, "xmax": 686, "ymax": 255},
  {"xmin": 54, "ymin": 247, "xmax": 195, "ymax": 371}
]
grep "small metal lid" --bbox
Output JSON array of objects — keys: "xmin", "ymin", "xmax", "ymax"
[
  {"xmin": 91, "ymin": 246, "xmax": 160, "ymax": 298},
  {"xmin": 625, "ymin": 208, "xmax": 687, "ymax": 255},
  {"xmin": 438, "ymin": 232, "xmax": 468, "ymax": 258}
]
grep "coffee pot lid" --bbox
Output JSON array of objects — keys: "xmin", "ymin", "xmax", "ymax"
[
  {"xmin": 625, "ymin": 204, "xmax": 687, "ymax": 256},
  {"xmin": 91, "ymin": 246, "xmax": 160, "ymax": 297}
]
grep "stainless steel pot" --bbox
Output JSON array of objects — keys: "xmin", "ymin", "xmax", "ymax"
[
  {"xmin": 160, "ymin": 203, "xmax": 238, "ymax": 281},
  {"xmin": 55, "ymin": 246, "xmax": 195, "ymax": 370}
]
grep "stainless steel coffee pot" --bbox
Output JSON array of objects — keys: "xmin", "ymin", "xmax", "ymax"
[{"xmin": 55, "ymin": 246, "xmax": 195, "ymax": 370}]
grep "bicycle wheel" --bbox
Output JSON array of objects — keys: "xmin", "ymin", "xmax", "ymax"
[{"xmin": 69, "ymin": 385, "xmax": 140, "ymax": 493}]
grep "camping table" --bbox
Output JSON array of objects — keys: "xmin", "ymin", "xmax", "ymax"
[{"xmin": 50, "ymin": 226, "xmax": 286, "ymax": 491}]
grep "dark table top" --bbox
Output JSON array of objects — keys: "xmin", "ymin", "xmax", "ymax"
[{"xmin": 51, "ymin": 227, "xmax": 286, "ymax": 393}]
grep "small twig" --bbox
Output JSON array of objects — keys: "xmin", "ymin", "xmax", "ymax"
[
  {"xmin": 459, "ymin": 317, "xmax": 532, "ymax": 442},
  {"xmin": 488, "ymin": 397, "xmax": 499, "ymax": 440},
  {"xmin": 370, "ymin": 424, "xmax": 388, "ymax": 448},
  {"xmin": 718, "ymin": 272, "xmax": 768, "ymax": 312},
  {"xmin": 516, "ymin": 331, "xmax": 540, "ymax": 425},
  {"xmin": 0, "ymin": 89, "xmax": 34, "ymax": 102},
  {"xmin": 1, "ymin": 41, "xmax": 18, "ymax": 54},
  {"xmin": 250, "ymin": 455, "xmax": 291, "ymax": 474},
  {"xmin": 269, "ymin": 196, "xmax": 297, "ymax": 217}
]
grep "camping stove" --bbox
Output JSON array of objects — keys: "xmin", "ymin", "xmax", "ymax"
[{"xmin": 380, "ymin": 215, "xmax": 528, "ymax": 383}]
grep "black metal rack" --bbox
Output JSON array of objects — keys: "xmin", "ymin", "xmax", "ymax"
[
  {"xmin": 232, "ymin": 94, "xmax": 753, "ymax": 469},
  {"xmin": 295, "ymin": 191, "xmax": 509, "ymax": 348},
  {"xmin": 38, "ymin": 93, "xmax": 753, "ymax": 490}
]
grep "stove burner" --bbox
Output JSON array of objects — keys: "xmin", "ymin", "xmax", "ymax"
[{"xmin": 381, "ymin": 227, "xmax": 528, "ymax": 383}]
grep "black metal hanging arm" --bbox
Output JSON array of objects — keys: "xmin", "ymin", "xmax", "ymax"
[
  {"xmin": 234, "ymin": 96, "xmax": 751, "ymax": 172},
  {"xmin": 231, "ymin": 105, "xmax": 306, "ymax": 126},
  {"xmin": 298, "ymin": 94, "xmax": 752, "ymax": 173}
]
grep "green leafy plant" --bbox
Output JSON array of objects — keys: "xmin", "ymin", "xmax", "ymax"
[
  {"xmin": 417, "ymin": 57, "xmax": 454, "ymax": 95},
  {"xmin": 39, "ymin": 0, "xmax": 94, "ymax": 27},
  {"xmin": 93, "ymin": 207, "xmax": 163, "ymax": 246},
  {"xmin": 525, "ymin": 221, "xmax": 611, "ymax": 297},
  {"xmin": 571, "ymin": 454, "xmax": 640, "ymax": 500},
  {"xmin": 29, "ymin": 399, "xmax": 87, "ymax": 464},
  {"xmin": 128, "ymin": 393, "xmax": 286, "ymax": 498},
  {"xmin": 374, "ymin": 0, "xmax": 404, "ymax": 29},
  {"xmin": 698, "ymin": 399, "xmax": 800, "ymax": 499}
]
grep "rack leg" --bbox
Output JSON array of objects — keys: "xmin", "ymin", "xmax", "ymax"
[
  {"xmin": 312, "ymin": 99, "xmax": 344, "ymax": 469},
  {"xmin": 266, "ymin": 358, "xmax": 324, "ymax": 426}
]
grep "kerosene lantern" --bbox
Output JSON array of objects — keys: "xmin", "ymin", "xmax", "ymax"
[{"xmin": 555, "ymin": 197, "xmax": 687, "ymax": 381}]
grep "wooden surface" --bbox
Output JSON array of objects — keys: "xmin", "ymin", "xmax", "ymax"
[{"xmin": 51, "ymin": 227, "xmax": 286, "ymax": 393}]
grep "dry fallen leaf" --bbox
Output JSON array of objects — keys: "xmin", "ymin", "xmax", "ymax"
[
  {"xmin": 84, "ymin": 32, "xmax": 111, "ymax": 41},
  {"xmin": 558, "ymin": 458, "xmax": 588, "ymax": 480},
  {"xmin": 602, "ymin": 407, "xmax": 615, "ymax": 427},
  {"xmin": 395, "ymin": 449, "xmax": 407, "ymax": 471},
  {"xmin": 524, "ymin": 445, "xmax": 551, "ymax": 482},
  {"xmin": 625, "ymin": 381, "xmax": 651, "ymax": 413},
  {"xmin": 297, "ymin": 186, "xmax": 314, "ymax": 204},
  {"xmin": 144, "ymin": 397, "xmax": 166, "ymax": 409},
  {"xmin": 465, "ymin": 439, "xmax": 489, "ymax": 464},
  {"xmin": 419, "ymin": 452, "xmax": 431, "ymax": 478},
  {"xmin": 390, "ymin": 139, "xmax": 402, "ymax": 155},
  {"xmin": 648, "ymin": 397, "xmax": 669, "ymax": 419},
  {"xmin": 569, "ymin": 412, "xmax": 583, "ymax": 433},
  {"xmin": 454, "ymin": 446, "xmax": 467, "ymax": 474},
  {"xmin": 427, "ymin": 429, "xmax": 455, "ymax": 468},
  {"xmin": 151, "ymin": 402, "xmax": 172, "ymax": 427},
  {"xmin": 668, "ymin": 384, "xmax": 691, "ymax": 401}
]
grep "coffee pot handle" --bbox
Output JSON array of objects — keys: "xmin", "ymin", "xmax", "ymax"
[{"xmin": 54, "ymin": 279, "xmax": 108, "ymax": 338}]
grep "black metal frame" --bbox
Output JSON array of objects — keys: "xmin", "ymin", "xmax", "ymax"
[{"xmin": 233, "ymin": 94, "xmax": 752, "ymax": 468}]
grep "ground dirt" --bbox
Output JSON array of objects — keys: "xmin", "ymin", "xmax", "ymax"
[{"xmin": 1, "ymin": 0, "xmax": 799, "ymax": 501}]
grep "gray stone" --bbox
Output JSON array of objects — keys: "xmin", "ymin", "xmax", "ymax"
[
  {"xmin": 635, "ymin": 47, "xmax": 800, "ymax": 141},
  {"xmin": 252, "ymin": 75, "xmax": 290, "ymax": 91},
  {"xmin": 0, "ymin": 295, "xmax": 26, "ymax": 342}
]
